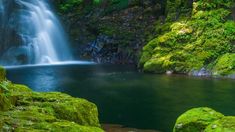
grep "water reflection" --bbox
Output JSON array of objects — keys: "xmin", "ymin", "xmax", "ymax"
[{"xmin": 6, "ymin": 64, "xmax": 235, "ymax": 132}]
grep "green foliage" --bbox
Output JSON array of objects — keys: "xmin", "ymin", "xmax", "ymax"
[
  {"xmin": 57, "ymin": 0, "xmax": 129, "ymax": 14},
  {"xmin": 58, "ymin": 0, "xmax": 83, "ymax": 12},
  {"xmin": 103, "ymin": 0, "xmax": 129, "ymax": 14},
  {"xmin": 196, "ymin": 0, "xmax": 233, "ymax": 10},
  {"xmin": 140, "ymin": 0, "xmax": 235, "ymax": 75}
]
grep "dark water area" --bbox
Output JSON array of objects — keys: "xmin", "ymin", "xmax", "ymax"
[{"xmin": 5, "ymin": 64, "xmax": 235, "ymax": 132}]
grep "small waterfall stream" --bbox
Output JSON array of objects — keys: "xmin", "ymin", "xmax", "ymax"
[{"xmin": 0, "ymin": 0, "xmax": 72, "ymax": 65}]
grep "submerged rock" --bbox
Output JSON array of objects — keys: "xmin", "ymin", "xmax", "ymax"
[
  {"xmin": 173, "ymin": 107, "xmax": 224, "ymax": 132},
  {"xmin": 0, "ymin": 67, "xmax": 104, "ymax": 132},
  {"xmin": 190, "ymin": 67, "xmax": 212, "ymax": 77}
]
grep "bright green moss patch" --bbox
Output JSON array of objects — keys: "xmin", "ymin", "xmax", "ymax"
[
  {"xmin": 0, "ymin": 68, "xmax": 104, "ymax": 131},
  {"xmin": 174, "ymin": 107, "xmax": 235, "ymax": 132},
  {"xmin": 140, "ymin": 0, "xmax": 235, "ymax": 75},
  {"xmin": 174, "ymin": 107, "xmax": 224, "ymax": 132},
  {"xmin": 205, "ymin": 116, "xmax": 235, "ymax": 132},
  {"xmin": 173, "ymin": 107, "xmax": 235, "ymax": 132},
  {"xmin": 212, "ymin": 53, "xmax": 235, "ymax": 76}
]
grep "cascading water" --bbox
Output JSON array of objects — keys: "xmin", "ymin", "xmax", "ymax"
[{"xmin": 0, "ymin": 0, "xmax": 72, "ymax": 66}]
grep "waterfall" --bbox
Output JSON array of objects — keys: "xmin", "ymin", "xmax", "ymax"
[{"xmin": 0, "ymin": 0, "xmax": 73, "ymax": 66}]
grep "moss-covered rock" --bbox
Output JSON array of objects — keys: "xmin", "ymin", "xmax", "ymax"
[
  {"xmin": 0, "ymin": 107, "xmax": 103, "ymax": 132},
  {"xmin": 174, "ymin": 107, "xmax": 235, "ymax": 132},
  {"xmin": 0, "ymin": 68, "xmax": 104, "ymax": 131},
  {"xmin": 205, "ymin": 116, "xmax": 235, "ymax": 132},
  {"xmin": 212, "ymin": 53, "xmax": 235, "ymax": 76},
  {"xmin": 173, "ymin": 107, "xmax": 224, "ymax": 132},
  {"xmin": 140, "ymin": 0, "xmax": 235, "ymax": 76}
]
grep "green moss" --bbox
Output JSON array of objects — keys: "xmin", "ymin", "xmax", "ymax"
[
  {"xmin": 174, "ymin": 108, "xmax": 235, "ymax": 131},
  {"xmin": 140, "ymin": 0, "xmax": 235, "ymax": 74},
  {"xmin": 205, "ymin": 116, "xmax": 235, "ymax": 132},
  {"xmin": 212, "ymin": 53, "xmax": 235, "ymax": 76},
  {"xmin": 0, "ymin": 110, "xmax": 103, "ymax": 132},
  {"xmin": 50, "ymin": 121, "xmax": 103, "ymax": 132},
  {"xmin": 57, "ymin": 0, "xmax": 129, "ymax": 14},
  {"xmin": 0, "ymin": 67, "xmax": 5, "ymax": 81},
  {"xmin": 165, "ymin": 0, "xmax": 192, "ymax": 21},
  {"xmin": 0, "ymin": 94, "xmax": 11, "ymax": 111},
  {"xmin": 0, "ymin": 68, "xmax": 104, "ymax": 131},
  {"xmin": 14, "ymin": 92, "xmax": 101, "ymax": 127},
  {"xmin": 173, "ymin": 107, "xmax": 224, "ymax": 132}
]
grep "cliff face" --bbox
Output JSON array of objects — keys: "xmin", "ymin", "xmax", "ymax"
[
  {"xmin": 54, "ymin": 0, "xmax": 235, "ymax": 77},
  {"xmin": 0, "ymin": 0, "xmax": 24, "ymax": 64},
  {"xmin": 53, "ymin": 0, "xmax": 164, "ymax": 64}
]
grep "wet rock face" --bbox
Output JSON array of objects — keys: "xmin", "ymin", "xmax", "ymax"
[
  {"xmin": 0, "ymin": 0, "xmax": 34, "ymax": 65},
  {"xmin": 53, "ymin": 0, "xmax": 163, "ymax": 64},
  {"xmin": 0, "ymin": 0, "xmax": 18, "ymax": 50},
  {"xmin": 80, "ymin": 35, "xmax": 138, "ymax": 64}
]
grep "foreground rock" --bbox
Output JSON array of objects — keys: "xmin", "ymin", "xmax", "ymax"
[
  {"xmin": 205, "ymin": 116, "xmax": 235, "ymax": 131},
  {"xmin": 0, "ymin": 67, "xmax": 104, "ymax": 132},
  {"xmin": 174, "ymin": 107, "xmax": 235, "ymax": 132},
  {"xmin": 173, "ymin": 107, "xmax": 224, "ymax": 132}
]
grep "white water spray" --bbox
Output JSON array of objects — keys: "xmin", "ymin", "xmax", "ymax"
[{"xmin": 0, "ymin": 0, "xmax": 73, "ymax": 65}]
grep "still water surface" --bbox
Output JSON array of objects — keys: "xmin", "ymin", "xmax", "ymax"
[{"xmin": 6, "ymin": 64, "xmax": 235, "ymax": 132}]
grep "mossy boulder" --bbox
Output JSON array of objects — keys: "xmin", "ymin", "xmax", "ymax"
[
  {"xmin": 0, "ymin": 106, "xmax": 103, "ymax": 132},
  {"xmin": 205, "ymin": 116, "xmax": 235, "ymax": 132},
  {"xmin": 173, "ymin": 107, "xmax": 224, "ymax": 132},
  {"xmin": 0, "ymin": 67, "xmax": 104, "ymax": 131},
  {"xmin": 212, "ymin": 53, "xmax": 235, "ymax": 76},
  {"xmin": 18, "ymin": 92, "xmax": 101, "ymax": 127},
  {"xmin": 140, "ymin": 0, "xmax": 235, "ymax": 75},
  {"xmin": 0, "ymin": 90, "xmax": 104, "ymax": 131}
]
